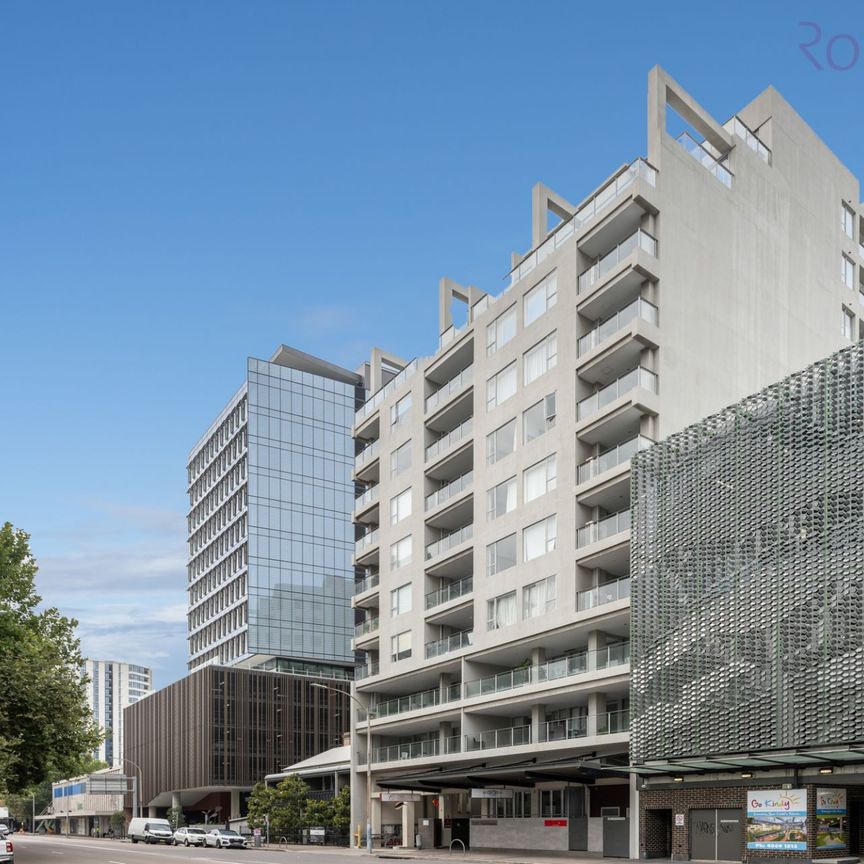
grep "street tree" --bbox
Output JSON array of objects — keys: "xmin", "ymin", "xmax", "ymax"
[{"xmin": 330, "ymin": 785, "xmax": 351, "ymax": 833}]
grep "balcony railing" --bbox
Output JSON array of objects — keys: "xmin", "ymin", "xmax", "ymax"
[
  {"xmin": 577, "ymin": 511, "xmax": 631, "ymax": 548},
  {"xmin": 425, "ymin": 524, "xmax": 473, "ymax": 560},
  {"xmin": 509, "ymin": 158, "xmax": 657, "ymax": 287},
  {"xmin": 439, "ymin": 321, "xmax": 469, "ymax": 349},
  {"xmin": 355, "ymin": 528, "xmax": 379, "ymax": 555},
  {"xmin": 578, "ymin": 435, "xmax": 654, "ymax": 484},
  {"xmin": 578, "ymin": 298, "xmax": 658, "ymax": 356},
  {"xmin": 597, "ymin": 708, "xmax": 631, "ymax": 734},
  {"xmin": 676, "ymin": 131, "xmax": 732, "ymax": 188},
  {"xmin": 425, "ymin": 628, "xmax": 473, "ymax": 660},
  {"xmin": 578, "ymin": 229, "xmax": 657, "ymax": 293},
  {"xmin": 859, "ymin": 242, "xmax": 864, "ymax": 261},
  {"xmin": 374, "ymin": 739, "xmax": 439, "ymax": 763},
  {"xmin": 355, "ymin": 359, "xmax": 419, "ymax": 423},
  {"xmin": 539, "ymin": 716, "xmax": 587, "ymax": 742},
  {"xmin": 355, "ymin": 439, "xmax": 380, "ymax": 469},
  {"xmin": 577, "ymin": 576, "xmax": 631, "ymax": 611},
  {"xmin": 577, "ymin": 367, "xmax": 657, "ymax": 422},
  {"xmin": 354, "ymin": 484, "xmax": 379, "ymax": 510},
  {"xmin": 354, "ymin": 616, "xmax": 380, "ymax": 638},
  {"xmin": 425, "ymin": 365, "xmax": 473, "ymax": 414},
  {"xmin": 374, "ymin": 683, "xmax": 461, "ymax": 719},
  {"xmin": 724, "ymin": 116, "xmax": 771, "ymax": 164},
  {"xmin": 425, "ymin": 417, "xmax": 473, "ymax": 462},
  {"xmin": 354, "ymin": 572, "xmax": 380, "ymax": 596},
  {"xmin": 425, "ymin": 575, "xmax": 473, "ymax": 610},
  {"xmin": 354, "ymin": 660, "xmax": 379, "ymax": 681},
  {"xmin": 465, "ymin": 724, "xmax": 531, "ymax": 751},
  {"xmin": 425, "ymin": 471, "xmax": 473, "ymax": 511},
  {"xmin": 445, "ymin": 734, "xmax": 462, "ymax": 754}
]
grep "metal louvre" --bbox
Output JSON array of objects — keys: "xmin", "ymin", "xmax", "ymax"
[{"xmin": 630, "ymin": 342, "xmax": 864, "ymax": 764}]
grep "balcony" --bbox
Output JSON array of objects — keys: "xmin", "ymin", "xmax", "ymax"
[
  {"xmin": 426, "ymin": 365, "xmax": 473, "ymax": 414},
  {"xmin": 373, "ymin": 739, "xmax": 439, "ymax": 763},
  {"xmin": 577, "ymin": 577, "xmax": 631, "ymax": 612},
  {"xmin": 509, "ymin": 158, "xmax": 657, "ymax": 287},
  {"xmin": 354, "ymin": 440, "xmax": 380, "ymax": 480},
  {"xmin": 425, "ymin": 471, "xmax": 473, "ymax": 512},
  {"xmin": 578, "ymin": 229, "xmax": 657, "ymax": 295},
  {"xmin": 465, "ymin": 724, "xmax": 531, "ymax": 752},
  {"xmin": 579, "ymin": 295, "xmax": 658, "ymax": 357},
  {"xmin": 577, "ymin": 367, "xmax": 657, "ymax": 424},
  {"xmin": 425, "ymin": 524, "xmax": 473, "ymax": 561},
  {"xmin": 354, "ymin": 484, "xmax": 380, "ymax": 514},
  {"xmin": 578, "ymin": 435, "xmax": 654, "ymax": 486},
  {"xmin": 354, "ymin": 528, "xmax": 379, "ymax": 557},
  {"xmin": 355, "ymin": 359, "xmax": 419, "ymax": 425},
  {"xmin": 354, "ymin": 571, "xmax": 379, "ymax": 597},
  {"xmin": 374, "ymin": 683, "xmax": 461, "ymax": 720},
  {"xmin": 355, "ymin": 660, "xmax": 379, "ymax": 681},
  {"xmin": 425, "ymin": 575, "xmax": 473, "ymax": 611},
  {"xmin": 597, "ymin": 708, "xmax": 630, "ymax": 734},
  {"xmin": 426, "ymin": 417, "xmax": 473, "ymax": 463},
  {"xmin": 723, "ymin": 116, "xmax": 770, "ymax": 164},
  {"xmin": 539, "ymin": 716, "xmax": 587, "ymax": 742},
  {"xmin": 577, "ymin": 510, "xmax": 630, "ymax": 548},
  {"xmin": 425, "ymin": 628, "xmax": 473, "ymax": 660},
  {"xmin": 355, "ymin": 616, "xmax": 380, "ymax": 638},
  {"xmin": 676, "ymin": 131, "xmax": 732, "ymax": 187}
]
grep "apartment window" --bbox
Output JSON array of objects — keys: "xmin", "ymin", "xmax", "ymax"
[
  {"xmin": 487, "ymin": 418, "xmax": 516, "ymax": 464},
  {"xmin": 842, "ymin": 202, "xmax": 855, "ymax": 238},
  {"xmin": 487, "ymin": 533, "xmax": 517, "ymax": 576},
  {"xmin": 486, "ymin": 591, "xmax": 517, "ymax": 631},
  {"xmin": 523, "ymin": 575, "xmax": 556, "ymax": 619},
  {"xmin": 390, "ymin": 535, "xmax": 412, "ymax": 570},
  {"xmin": 391, "ymin": 630, "xmax": 411, "ymax": 662},
  {"xmin": 486, "ymin": 362, "xmax": 517, "ymax": 410},
  {"xmin": 391, "ymin": 583, "xmax": 412, "ymax": 617},
  {"xmin": 524, "ymin": 515, "xmax": 557, "ymax": 561},
  {"xmin": 540, "ymin": 790, "xmax": 565, "ymax": 818},
  {"xmin": 390, "ymin": 488, "xmax": 412, "ymax": 525},
  {"xmin": 842, "ymin": 254, "xmax": 855, "ymax": 289},
  {"xmin": 486, "ymin": 476, "xmax": 517, "ymax": 520},
  {"xmin": 843, "ymin": 307, "xmax": 855, "ymax": 340},
  {"xmin": 523, "ymin": 331, "xmax": 558, "ymax": 386},
  {"xmin": 524, "ymin": 454, "xmax": 557, "ymax": 503},
  {"xmin": 390, "ymin": 440, "xmax": 411, "ymax": 477},
  {"xmin": 524, "ymin": 272, "xmax": 558, "ymax": 326},
  {"xmin": 487, "ymin": 304, "xmax": 516, "ymax": 356},
  {"xmin": 391, "ymin": 393, "xmax": 412, "ymax": 427},
  {"xmin": 523, "ymin": 393, "xmax": 556, "ymax": 442}
]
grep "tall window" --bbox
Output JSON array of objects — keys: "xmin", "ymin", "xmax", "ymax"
[
  {"xmin": 523, "ymin": 394, "xmax": 556, "ymax": 442},
  {"xmin": 524, "ymin": 454, "xmax": 557, "ymax": 503},
  {"xmin": 487, "ymin": 534, "xmax": 517, "ymax": 576},
  {"xmin": 842, "ymin": 254, "xmax": 855, "ymax": 289},
  {"xmin": 390, "ymin": 535, "xmax": 412, "ymax": 570},
  {"xmin": 487, "ymin": 476, "xmax": 517, "ymax": 520},
  {"xmin": 524, "ymin": 272, "xmax": 558, "ymax": 326},
  {"xmin": 523, "ymin": 575, "xmax": 556, "ymax": 619},
  {"xmin": 540, "ymin": 789, "xmax": 565, "ymax": 818},
  {"xmin": 843, "ymin": 307, "xmax": 855, "ymax": 340},
  {"xmin": 524, "ymin": 515, "xmax": 557, "ymax": 561},
  {"xmin": 391, "ymin": 583, "xmax": 412, "ymax": 616},
  {"xmin": 842, "ymin": 202, "xmax": 855, "ymax": 238},
  {"xmin": 390, "ymin": 488, "xmax": 412, "ymax": 525},
  {"xmin": 487, "ymin": 305, "xmax": 516, "ymax": 356},
  {"xmin": 391, "ymin": 631, "xmax": 411, "ymax": 662},
  {"xmin": 524, "ymin": 332, "xmax": 558, "ymax": 385},
  {"xmin": 390, "ymin": 441, "xmax": 411, "ymax": 477},
  {"xmin": 391, "ymin": 393, "xmax": 412, "ymax": 427},
  {"xmin": 486, "ymin": 362, "xmax": 517, "ymax": 410},
  {"xmin": 487, "ymin": 418, "xmax": 516, "ymax": 464},
  {"xmin": 487, "ymin": 591, "xmax": 517, "ymax": 630}
]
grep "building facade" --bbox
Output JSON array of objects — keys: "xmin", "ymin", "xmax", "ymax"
[
  {"xmin": 186, "ymin": 345, "xmax": 363, "ymax": 675},
  {"xmin": 631, "ymin": 342, "xmax": 864, "ymax": 861},
  {"xmin": 37, "ymin": 768, "xmax": 127, "ymax": 836},
  {"xmin": 83, "ymin": 659, "xmax": 153, "ymax": 767},
  {"xmin": 348, "ymin": 66, "xmax": 862, "ymax": 855}
]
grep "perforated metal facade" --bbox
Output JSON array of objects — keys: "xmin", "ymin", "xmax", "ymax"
[{"xmin": 630, "ymin": 342, "xmax": 864, "ymax": 764}]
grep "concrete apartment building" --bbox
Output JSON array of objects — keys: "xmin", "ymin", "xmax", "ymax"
[
  {"xmin": 631, "ymin": 342, "xmax": 864, "ymax": 861},
  {"xmin": 348, "ymin": 66, "xmax": 862, "ymax": 856},
  {"xmin": 83, "ymin": 659, "xmax": 152, "ymax": 767}
]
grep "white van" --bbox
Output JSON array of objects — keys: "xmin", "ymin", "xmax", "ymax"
[{"xmin": 128, "ymin": 817, "xmax": 174, "ymax": 844}]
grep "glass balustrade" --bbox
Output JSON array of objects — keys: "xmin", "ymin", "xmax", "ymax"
[
  {"xmin": 426, "ymin": 366, "xmax": 473, "ymax": 413},
  {"xmin": 425, "ymin": 471, "xmax": 473, "ymax": 511},
  {"xmin": 676, "ymin": 131, "xmax": 732, "ymax": 187},
  {"xmin": 355, "ymin": 528, "xmax": 379, "ymax": 554},
  {"xmin": 374, "ymin": 683, "xmax": 461, "ymax": 719},
  {"xmin": 355, "ymin": 360, "xmax": 419, "ymax": 423},
  {"xmin": 724, "ymin": 116, "xmax": 771, "ymax": 163},
  {"xmin": 355, "ymin": 439, "xmax": 380, "ymax": 469},
  {"xmin": 577, "ymin": 577, "xmax": 631, "ymax": 611},
  {"xmin": 577, "ymin": 367, "xmax": 657, "ymax": 421},
  {"xmin": 354, "ymin": 660, "xmax": 379, "ymax": 681},
  {"xmin": 578, "ymin": 229, "xmax": 657, "ymax": 293},
  {"xmin": 425, "ymin": 628, "xmax": 473, "ymax": 659},
  {"xmin": 425, "ymin": 576, "xmax": 473, "ymax": 610},
  {"xmin": 374, "ymin": 739, "xmax": 440, "ymax": 762},
  {"xmin": 465, "ymin": 724, "xmax": 532, "ymax": 751},
  {"xmin": 354, "ymin": 572, "xmax": 379, "ymax": 595},
  {"xmin": 597, "ymin": 709, "xmax": 631, "ymax": 734},
  {"xmin": 425, "ymin": 524, "xmax": 473, "ymax": 560},
  {"xmin": 425, "ymin": 417, "xmax": 473, "ymax": 462},
  {"xmin": 540, "ymin": 716, "xmax": 588, "ymax": 742},
  {"xmin": 354, "ymin": 484, "xmax": 379, "ymax": 510},
  {"xmin": 445, "ymin": 735, "xmax": 462, "ymax": 754},
  {"xmin": 576, "ymin": 510, "xmax": 631, "ymax": 548},
  {"xmin": 578, "ymin": 298, "xmax": 658, "ymax": 356},
  {"xmin": 354, "ymin": 617, "xmax": 380, "ymax": 638},
  {"xmin": 577, "ymin": 435, "xmax": 654, "ymax": 484}
]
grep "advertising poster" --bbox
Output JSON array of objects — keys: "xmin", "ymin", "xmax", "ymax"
[
  {"xmin": 816, "ymin": 788, "xmax": 847, "ymax": 850},
  {"xmin": 746, "ymin": 789, "xmax": 807, "ymax": 851}
]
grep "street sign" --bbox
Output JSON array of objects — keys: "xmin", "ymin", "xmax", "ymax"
[
  {"xmin": 253, "ymin": 828, "xmax": 261, "ymax": 837},
  {"xmin": 88, "ymin": 776, "xmax": 129, "ymax": 794},
  {"xmin": 380, "ymin": 792, "xmax": 421, "ymax": 802}
]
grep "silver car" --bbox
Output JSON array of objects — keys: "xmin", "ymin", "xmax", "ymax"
[
  {"xmin": 173, "ymin": 826, "xmax": 207, "ymax": 847},
  {"xmin": 204, "ymin": 828, "xmax": 245, "ymax": 849}
]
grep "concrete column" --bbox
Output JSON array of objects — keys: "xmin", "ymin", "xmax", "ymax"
[
  {"xmin": 230, "ymin": 789, "xmax": 241, "ymax": 819},
  {"xmin": 371, "ymin": 795, "xmax": 382, "ymax": 835},
  {"xmin": 171, "ymin": 792, "xmax": 181, "ymax": 810},
  {"xmin": 401, "ymin": 801, "xmax": 416, "ymax": 848},
  {"xmin": 148, "ymin": 806, "xmax": 158, "ymax": 818},
  {"xmin": 588, "ymin": 692, "xmax": 607, "ymax": 737},
  {"xmin": 588, "ymin": 629, "xmax": 607, "ymax": 670},
  {"xmin": 531, "ymin": 646, "xmax": 546, "ymax": 666},
  {"xmin": 531, "ymin": 702, "xmax": 546, "ymax": 742},
  {"xmin": 629, "ymin": 773, "xmax": 640, "ymax": 859}
]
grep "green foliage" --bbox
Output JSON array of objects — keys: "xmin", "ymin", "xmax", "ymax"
[
  {"xmin": 167, "ymin": 806, "xmax": 186, "ymax": 829},
  {"xmin": 0, "ymin": 523, "xmax": 102, "ymax": 794},
  {"xmin": 330, "ymin": 785, "xmax": 351, "ymax": 833},
  {"xmin": 110, "ymin": 811, "xmax": 125, "ymax": 835},
  {"xmin": 246, "ymin": 776, "xmax": 351, "ymax": 836},
  {"xmin": 303, "ymin": 797, "xmax": 333, "ymax": 827}
]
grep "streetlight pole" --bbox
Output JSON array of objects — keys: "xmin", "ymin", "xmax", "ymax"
[
  {"xmin": 310, "ymin": 681, "xmax": 373, "ymax": 854},
  {"xmin": 122, "ymin": 757, "xmax": 144, "ymax": 819}
]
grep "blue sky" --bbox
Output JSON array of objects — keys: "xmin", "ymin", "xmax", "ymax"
[{"xmin": 3, "ymin": 1, "xmax": 864, "ymax": 688}]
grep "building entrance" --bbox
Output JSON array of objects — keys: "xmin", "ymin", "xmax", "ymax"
[{"xmin": 689, "ymin": 809, "xmax": 742, "ymax": 861}]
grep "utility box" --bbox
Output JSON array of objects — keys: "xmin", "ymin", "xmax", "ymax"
[{"xmin": 415, "ymin": 833, "xmax": 422, "ymax": 849}]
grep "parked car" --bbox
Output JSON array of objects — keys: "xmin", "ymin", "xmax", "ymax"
[
  {"xmin": 173, "ymin": 826, "xmax": 207, "ymax": 847},
  {"xmin": 0, "ymin": 837, "xmax": 12, "ymax": 864},
  {"xmin": 127, "ymin": 817, "xmax": 174, "ymax": 844},
  {"xmin": 204, "ymin": 828, "xmax": 245, "ymax": 849},
  {"xmin": 0, "ymin": 827, "xmax": 8, "ymax": 837}
]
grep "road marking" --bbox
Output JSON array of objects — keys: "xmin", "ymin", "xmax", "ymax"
[{"xmin": 109, "ymin": 860, "xmax": 128, "ymax": 863}]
